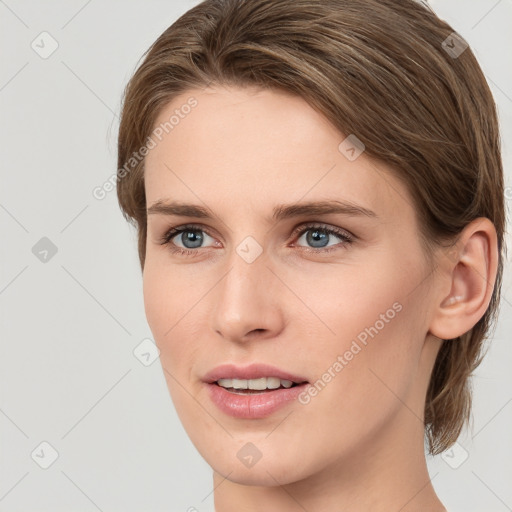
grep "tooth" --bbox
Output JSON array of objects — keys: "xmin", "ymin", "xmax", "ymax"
[
  {"xmin": 231, "ymin": 378, "xmax": 248, "ymax": 389},
  {"xmin": 266, "ymin": 377, "xmax": 281, "ymax": 389},
  {"xmin": 247, "ymin": 377, "xmax": 267, "ymax": 390},
  {"xmin": 217, "ymin": 377, "xmax": 297, "ymax": 390},
  {"xmin": 217, "ymin": 378, "xmax": 232, "ymax": 388}
]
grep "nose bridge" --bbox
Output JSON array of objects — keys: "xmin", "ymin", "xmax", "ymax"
[{"xmin": 212, "ymin": 241, "xmax": 282, "ymax": 342}]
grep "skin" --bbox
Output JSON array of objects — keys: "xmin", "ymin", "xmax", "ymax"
[{"xmin": 142, "ymin": 85, "xmax": 498, "ymax": 512}]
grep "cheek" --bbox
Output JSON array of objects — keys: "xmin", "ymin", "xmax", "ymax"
[
  {"xmin": 296, "ymin": 256, "xmax": 426, "ymax": 401},
  {"xmin": 142, "ymin": 264, "xmax": 170, "ymax": 340},
  {"xmin": 142, "ymin": 263, "xmax": 221, "ymax": 453},
  {"xmin": 142, "ymin": 262, "xmax": 192, "ymax": 369},
  {"xmin": 142, "ymin": 264, "xmax": 206, "ymax": 420},
  {"xmin": 291, "ymin": 259, "xmax": 405, "ymax": 345}
]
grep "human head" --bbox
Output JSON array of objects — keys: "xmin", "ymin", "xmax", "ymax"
[{"xmin": 116, "ymin": 0, "xmax": 504, "ymax": 462}]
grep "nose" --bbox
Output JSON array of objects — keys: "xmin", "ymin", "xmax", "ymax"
[{"xmin": 211, "ymin": 247, "xmax": 285, "ymax": 344}]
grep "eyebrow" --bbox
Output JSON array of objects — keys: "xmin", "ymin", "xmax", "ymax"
[{"xmin": 147, "ymin": 199, "xmax": 377, "ymax": 221}]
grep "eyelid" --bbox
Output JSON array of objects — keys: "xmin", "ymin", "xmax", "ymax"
[
  {"xmin": 291, "ymin": 222, "xmax": 354, "ymax": 242},
  {"xmin": 159, "ymin": 222, "xmax": 219, "ymax": 246},
  {"xmin": 159, "ymin": 221, "xmax": 355, "ymax": 254}
]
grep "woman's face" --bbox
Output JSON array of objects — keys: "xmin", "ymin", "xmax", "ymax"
[{"xmin": 143, "ymin": 85, "xmax": 443, "ymax": 485}]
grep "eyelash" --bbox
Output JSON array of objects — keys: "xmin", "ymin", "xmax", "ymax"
[{"xmin": 159, "ymin": 223, "xmax": 354, "ymax": 257}]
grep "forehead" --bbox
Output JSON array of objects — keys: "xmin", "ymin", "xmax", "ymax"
[{"xmin": 144, "ymin": 85, "xmax": 413, "ymax": 221}]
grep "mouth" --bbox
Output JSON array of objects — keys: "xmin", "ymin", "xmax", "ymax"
[
  {"xmin": 203, "ymin": 363, "xmax": 310, "ymax": 419},
  {"xmin": 214, "ymin": 377, "xmax": 305, "ymax": 395}
]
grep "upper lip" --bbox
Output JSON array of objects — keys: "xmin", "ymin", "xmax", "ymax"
[{"xmin": 203, "ymin": 363, "xmax": 308, "ymax": 384}]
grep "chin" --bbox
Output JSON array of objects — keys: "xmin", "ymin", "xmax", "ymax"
[
  {"xmin": 213, "ymin": 461, "xmax": 304, "ymax": 487},
  {"xmin": 200, "ymin": 440, "xmax": 314, "ymax": 487}
]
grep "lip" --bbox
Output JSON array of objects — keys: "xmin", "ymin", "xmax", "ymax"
[
  {"xmin": 203, "ymin": 363, "xmax": 309, "ymax": 419},
  {"xmin": 202, "ymin": 363, "xmax": 308, "ymax": 384}
]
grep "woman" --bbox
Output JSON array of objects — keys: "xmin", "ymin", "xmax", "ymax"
[{"xmin": 116, "ymin": 0, "xmax": 505, "ymax": 510}]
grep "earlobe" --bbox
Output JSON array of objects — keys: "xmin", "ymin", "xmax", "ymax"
[{"xmin": 428, "ymin": 218, "xmax": 498, "ymax": 341}]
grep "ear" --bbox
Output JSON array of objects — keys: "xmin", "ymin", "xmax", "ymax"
[{"xmin": 428, "ymin": 217, "xmax": 499, "ymax": 340}]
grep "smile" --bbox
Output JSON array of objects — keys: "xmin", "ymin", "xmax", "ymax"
[{"xmin": 203, "ymin": 364, "xmax": 310, "ymax": 419}]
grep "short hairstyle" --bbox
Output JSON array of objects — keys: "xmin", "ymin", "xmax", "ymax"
[{"xmin": 116, "ymin": 0, "xmax": 505, "ymax": 455}]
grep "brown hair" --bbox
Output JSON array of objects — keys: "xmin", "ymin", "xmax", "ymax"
[{"xmin": 116, "ymin": 0, "xmax": 505, "ymax": 455}]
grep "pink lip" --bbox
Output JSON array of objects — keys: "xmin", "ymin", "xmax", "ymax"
[
  {"xmin": 202, "ymin": 363, "xmax": 307, "ymax": 384},
  {"xmin": 203, "ymin": 363, "xmax": 309, "ymax": 419}
]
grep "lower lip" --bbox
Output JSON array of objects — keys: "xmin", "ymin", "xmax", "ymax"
[{"xmin": 206, "ymin": 382, "xmax": 308, "ymax": 419}]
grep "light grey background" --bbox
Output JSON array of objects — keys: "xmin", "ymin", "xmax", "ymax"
[{"xmin": 1, "ymin": 1, "xmax": 511, "ymax": 511}]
